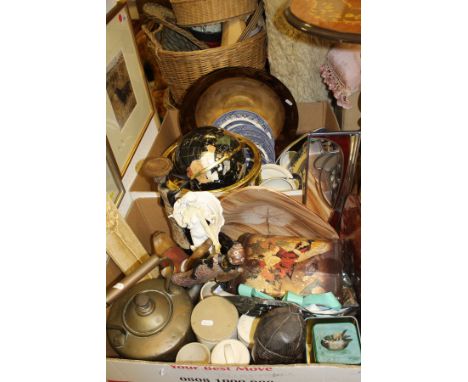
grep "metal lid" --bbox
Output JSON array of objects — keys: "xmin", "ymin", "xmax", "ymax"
[
  {"xmin": 123, "ymin": 289, "xmax": 173, "ymax": 337},
  {"xmin": 107, "ymin": 278, "xmax": 194, "ymax": 361}
]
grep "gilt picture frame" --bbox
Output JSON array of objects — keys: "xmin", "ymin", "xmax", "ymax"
[
  {"xmin": 106, "ymin": 2, "xmax": 154, "ymax": 176},
  {"xmin": 106, "ymin": 139, "xmax": 125, "ymax": 207}
]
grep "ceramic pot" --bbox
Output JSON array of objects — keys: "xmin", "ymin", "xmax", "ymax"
[
  {"xmin": 237, "ymin": 314, "xmax": 260, "ymax": 349},
  {"xmin": 211, "ymin": 339, "xmax": 250, "ymax": 365},
  {"xmin": 176, "ymin": 342, "xmax": 211, "ymax": 364},
  {"xmin": 191, "ymin": 296, "xmax": 239, "ymax": 350}
]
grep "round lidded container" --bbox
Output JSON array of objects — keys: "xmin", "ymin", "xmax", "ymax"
[
  {"xmin": 176, "ymin": 342, "xmax": 211, "ymax": 364},
  {"xmin": 199, "ymin": 281, "xmax": 217, "ymax": 300},
  {"xmin": 211, "ymin": 339, "xmax": 250, "ymax": 365},
  {"xmin": 199, "ymin": 281, "xmax": 234, "ymax": 300},
  {"xmin": 191, "ymin": 296, "xmax": 239, "ymax": 349},
  {"xmin": 237, "ymin": 314, "xmax": 260, "ymax": 349}
]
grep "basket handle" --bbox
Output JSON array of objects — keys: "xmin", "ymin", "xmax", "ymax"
[
  {"xmin": 142, "ymin": 23, "xmax": 164, "ymax": 60},
  {"xmin": 238, "ymin": 2, "xmax": 264, "ymax": 42},
  {"xmin": 145, "ymin": 14, "xmax": 209, "ymax": 50}
]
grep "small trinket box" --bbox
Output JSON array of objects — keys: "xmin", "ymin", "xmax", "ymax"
[{"xmin": 306, "ymin": 316, "xmax": 361, "ymax": 365}]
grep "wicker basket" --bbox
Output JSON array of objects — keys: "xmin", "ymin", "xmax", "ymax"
[
  {"xmin": 169, "ymin": 0, "xmax": 257, "ymax": 26},
  {"xmin": 144, "ymin": 27, "xmax": 267, "ymax": 105}
]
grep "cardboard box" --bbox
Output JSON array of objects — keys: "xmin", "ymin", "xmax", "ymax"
[
  {"xmin": 129, "ymin": 101, "xmax": 341, "ymax": 198},
  {"xmin": 295, "ymin": 101, "xmax": 341, "ymax": 135},
  {"xmin": 110, "ymin": 100, "xmax": 347, "ymax": 283},
  {"xmin": 107, "ymin": 103, "xmax": 360, "ymax": 381},
  {"xmin": 335, "ymin": 92, "xmax": 361, "ymax": 131},
  {"xmin": 107, "ymin": 359, "xmax": 360, "ymax": 382},
  {"xmin": 106, "ymin": 197, "xmax": 361, "ymax": 382}
]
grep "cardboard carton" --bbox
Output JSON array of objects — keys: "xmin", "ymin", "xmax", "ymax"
[
  {"xmin": 106, "ymin": 197, "xmax": 361, "ymax": 382},
  {"xmin": 106, "ymin": 102, "xmax": 360, "ymax": 381},
  {"xmin": 335, "ymin": 92, "xmax": 361, "ymax": 131},
  {"xmin": 129, "ymin": 101, "xmax": 340, "ymax": 196}
]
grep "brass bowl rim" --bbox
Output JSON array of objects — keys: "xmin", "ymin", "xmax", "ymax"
[{"xmin": 161, "ymin": 131, "xmax": 261, "ymax": 193}]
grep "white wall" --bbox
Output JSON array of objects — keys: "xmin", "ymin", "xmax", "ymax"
[
  {"xmin": 107, "ymin": 0, "xmax": 139, "ymax": 18},
  {"xmin": 118, "ymin": 115, "xmax": 161, "ymax": 217},
  {"xmin": 106, "ymin": 0, "xmax": 117, "ymax": 13}
]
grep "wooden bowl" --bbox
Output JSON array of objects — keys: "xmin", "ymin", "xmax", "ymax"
[{"xmin": 179, "ymin": 67, "xmax": 299, "ymax": 154}]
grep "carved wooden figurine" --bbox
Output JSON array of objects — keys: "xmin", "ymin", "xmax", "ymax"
[{"xmin": 171, "ymin": 241, "xmax": 245, "ymax": 288}]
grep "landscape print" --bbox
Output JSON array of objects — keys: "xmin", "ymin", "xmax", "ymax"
[{"xmin": 106, "ymin": 51, "xmax": 136, "ymax": 129}]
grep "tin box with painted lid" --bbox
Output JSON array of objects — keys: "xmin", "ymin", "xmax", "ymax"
[{"xmin": 306, "ymin": 316, "xmax": 361, "ymax": 365}]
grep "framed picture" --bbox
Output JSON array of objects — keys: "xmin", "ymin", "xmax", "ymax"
[
  {"xmin": 106, "ymin": 139, "xmax": 125, "ymax": 207},
  {"xmin": 107, "ymin": 2, "xmax": 154, "ymax": 175}
]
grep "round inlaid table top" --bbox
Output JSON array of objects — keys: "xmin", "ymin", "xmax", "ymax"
[{"xmin": 285, "ymin": 0, "xmax": 361, "ymax": 43}]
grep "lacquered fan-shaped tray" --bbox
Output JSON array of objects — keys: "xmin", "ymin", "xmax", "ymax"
[{"xmin": 220, "ymin": 186, "xmax": 338, "ymax": 240}]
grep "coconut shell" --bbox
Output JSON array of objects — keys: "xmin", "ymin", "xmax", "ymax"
[{"xmin": 252, "ymin": 306, "xmax": 305, "ymax": 364}]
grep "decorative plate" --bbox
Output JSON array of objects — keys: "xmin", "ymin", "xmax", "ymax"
[
  {"xmin": 214, "ymin": 110, "xmax": 274, "ymax": 139},
  {"xmin": 214, "ymin": 110, "xmax": 276, "ymax": 164},
  {"xmin": 227, "ymin": 125, "xmax": 275, "ymax": 164}
]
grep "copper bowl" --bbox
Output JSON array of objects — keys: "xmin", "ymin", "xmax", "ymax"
[{"xmin": 179, "ymin": 67, "xmax": 299, "ymax": 155}]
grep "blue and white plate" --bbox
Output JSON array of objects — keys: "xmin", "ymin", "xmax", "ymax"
[
  {"xmin": 214, "ymin": 110, "xmax": 275, "ymax": 163},
  {"xmin": 214, "ymin": 110, "xmax": 274, "ymax": 139},
  {"xmin": 228, "ymin": 125, "xmax": 275, "ymax": 164}
]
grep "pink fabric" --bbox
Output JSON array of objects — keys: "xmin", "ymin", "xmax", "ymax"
[{"xmin": 320, "ymin": 44, "xmax": 361, "ymax": 109}]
